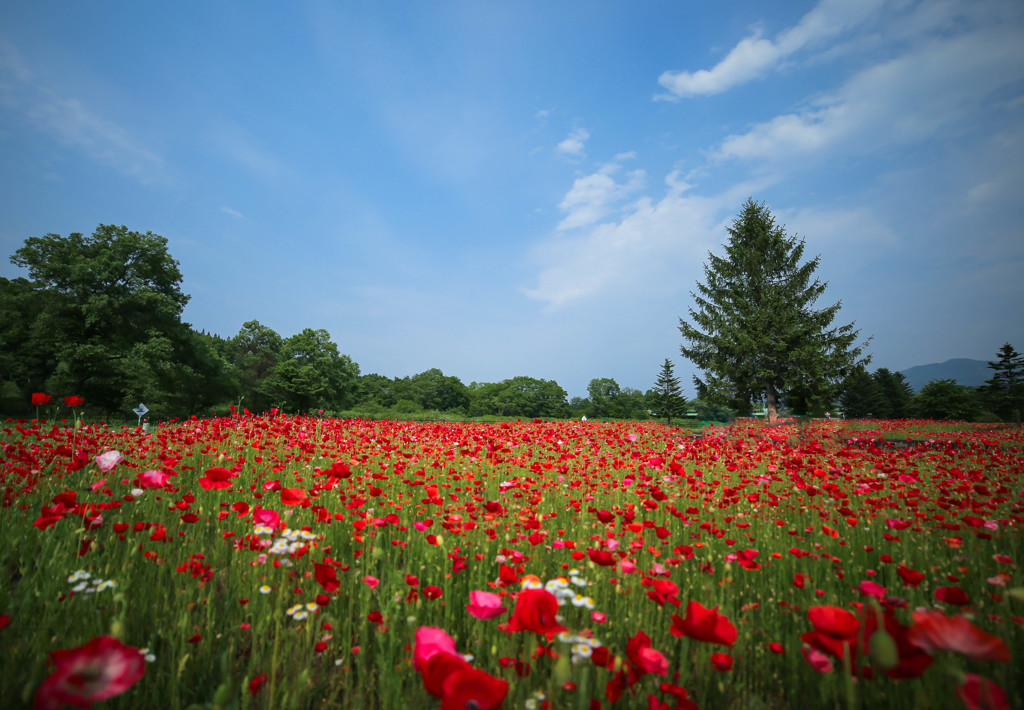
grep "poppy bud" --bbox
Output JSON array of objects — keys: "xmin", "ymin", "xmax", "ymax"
[
  {"xmin": 110, "ymin": 619, "xmax": 124, "ymax": 640},
  {"xmin": 213, "ymin": 683, "xmax": 230, "ymax": 707},
  {"xmin": 868, "ymin": 629, "xmax": 898, "ymax": 670},
  {"xmin": 1006, "ymin": 587, "xmax": 1024, "ymax": 606}
]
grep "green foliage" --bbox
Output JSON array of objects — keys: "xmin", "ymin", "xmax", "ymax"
[
  {"xmin": 2, "ymin": 228, "xmax": 361, "ymax": 419},
  {"xmin": 872, "ymin": 368, "xmax": 914, "ymax": 419},
  {"xmin": 679, "ymin": 199, "xmax": 869, "ymax": 422},
  {"xmin": 266, "ymin": 328, "xmax": 360, "ymax": 413},
  {"xmin": 7, "ymin": 225, "xmax": 193, "ymax": 413},
  {"xmin": 911, "ymin": 379, "xmax": 980, "ymax": 421},
  {"xmin": 467, "ymin": 377, "xmax": 569, "ymax": 418},
  {"xmin": 230, "ymin": 320, "xmax": 284, "ymax": 412},
  {"xmin": 649, "ymin": 358, "xmax": 687, "ymax": 424},
  {"xmin": 688, "ymin": 397, "xmax": 736, "ymax": 423},
  {"xmin": 586, "ymin": 378, "xmax": 621, "ymax": 418},
  {"xmin": 984, "ymin": 343, "xmax": 1023, "ymax": 423},
  {"xmin": 407, "ymin": 368, "xmax": 470, "ymax": 412},
  {"xmin": 841, "ymin": 368, "xmax": 922, "ymax": 419},
  {"xmin": 839, "ymin": 369, "xmax": 879, "ymax": 418}
]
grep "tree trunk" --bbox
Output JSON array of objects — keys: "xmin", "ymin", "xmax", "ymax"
[{"xmin": 765, "ymin": 383, "xmax": 779, "ymax": 426}]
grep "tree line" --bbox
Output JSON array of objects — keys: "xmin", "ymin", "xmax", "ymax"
[
  {"xmin": 839, "ymin": 347, "xmax": 1023, "ymax": 423},
  {"xmin": 4, "ymin": 220, "xmax": 1018, "ymax": 424},
  {"xmin": 675, "ymin": 198, "xmax": 1022, "ymax": 424},
  {"xmin": 1, "ymin": 225, "xmax": 692, "ymax": 422}
]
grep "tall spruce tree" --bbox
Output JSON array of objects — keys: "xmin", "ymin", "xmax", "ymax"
[
  {"xmin": 651, "ymin": 358, "xmax": 687, "ymax": 424},
  {"xmin": 986, "ymin": 342, "xmax": 1023, "ymax": 424},
  {"xmin": 679, "ymin": 199, "xmax": 869, "ymax": 424}
]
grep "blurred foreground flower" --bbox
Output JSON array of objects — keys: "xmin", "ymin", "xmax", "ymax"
[
  {"xmin": 35, "ymin": 636, "xmax": 145, "ymax": 710},
  {"xmin": 95, "ymin": 451, "xmax": 123, "ymax": 473}
]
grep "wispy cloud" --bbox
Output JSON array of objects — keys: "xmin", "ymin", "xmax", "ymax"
[
  {"xmin": 0, "ymin": 38, "xmax": 164, "ymax": 182},
  {"xmin": 525, "ymin": 172, "xmax": 768, "ymax": 308},
  {"xmin": 713, "ymin": 23, "xmax": 1024, "ymax": 164},
  {"xmin": 555, "ymin": 126, "xmax": 590, "ymax": 158},
  {"xmin": 221, "ymin": 206, "xmax": 244, "ymax": 219},
  {"xmin": 206, "ymin": 121, "xmax": 291, "ymax": 184},
  {"xmin": 557, "ymin": 158, "xmax": 646, "ymax": 231},
  {"xmin": 656, "ymin": 0, "xmax": 887, "ymax": 99}
]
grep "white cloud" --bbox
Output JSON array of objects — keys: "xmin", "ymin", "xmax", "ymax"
[
  {"xmin": 525, "ymin": 176, "xmax": 767, "ymax": 308},
  {"xmin": 557, "ymin": 161, "xmax": 646, "ymax": 231},
  {"xmin": 221, "ymin": 206, "xmax": 244, "ymax": 219},
  {"xmin": 657, "ymin": 0, "xmax": 887, "ymax": 99},
  {"xmin": 0, "ymin": 39, "xmax": 164, "ymax": 181},
  {"xmin": 714, "ymin": 23, "xmax": 1024, "ymax": 164},
  {"xmin": 556, "ymin": 127, "xmax": 590, "ymax": 158}
]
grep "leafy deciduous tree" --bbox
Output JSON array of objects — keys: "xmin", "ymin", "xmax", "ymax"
[
  {"xmin": 9, "ymin": 225, "xmax": 191, "ymax": 413},
  {"xmin": 266, "ymin": 328, "xmax": 359, "ymax": 413}
]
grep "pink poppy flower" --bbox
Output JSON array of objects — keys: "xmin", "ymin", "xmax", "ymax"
[
  {"xmin": 95, "ymin": 451, "xmax": 123, "ymax": 473},
  {"xmin": 252, "ymin": 508, "xmax": 280, "ymax": 528},
  {"xmin": 413, "ymin": 626, "xmax": 458, "ymax": 672},
  {"xmin": 136, "ymin": 470, "xmax": 169, "ymax": 489},
  {"xmin": 466, "ymin": 591, "xmax": 507, "ymax": 620},
  {"xmin": 35, "ymin": 636, "xmax": 145, "ymax": 710}
]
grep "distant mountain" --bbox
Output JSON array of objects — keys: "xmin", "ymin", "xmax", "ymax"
[{"xmin": 899, "ymin": 358, "xmax": 991, "ymax": 392}]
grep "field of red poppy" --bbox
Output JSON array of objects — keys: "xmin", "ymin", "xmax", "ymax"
[{"xmin": 1, "ymin": 413, "xmax": 1021, "ymax": 710}]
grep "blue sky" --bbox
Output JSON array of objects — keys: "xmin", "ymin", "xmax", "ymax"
[{"xmin": 2, "ymin": 0, "xmax": 1022, "ymax": 399}]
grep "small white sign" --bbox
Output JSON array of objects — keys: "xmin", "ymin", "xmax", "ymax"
[{"xmin": 134, "ymin": 403, "xmax": 149, "ymax": 418}]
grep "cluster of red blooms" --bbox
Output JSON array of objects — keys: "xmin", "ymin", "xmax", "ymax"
[
  {"xmin": 7, "ymin": 411, "xmax": 1020, "ymax": 709},
  {"xmin": 32, "ymin": 393, "xmax": 84, "ymax": 408}
]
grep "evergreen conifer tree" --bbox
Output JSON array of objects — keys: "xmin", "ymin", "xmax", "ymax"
[
  {"xmin": 679, "ymin": 199, "xmax": 869, "ymax": 424},
  {"xmin": 651, "ymin": 358, "xmax": 686, "ymax": 424},
  {"xmin": 986, "ymin": 343, "xmax": 1023, "ymax": 424}
]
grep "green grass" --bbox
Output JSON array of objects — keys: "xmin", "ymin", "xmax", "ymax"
[{"xmin": 1, "ymin": 415, "xmax": 1021, "ymax": 709}]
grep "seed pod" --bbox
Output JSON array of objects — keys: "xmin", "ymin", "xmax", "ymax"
[{"xmin": 869, "ymin": 629, "xmax": 898, "ymax": 670}]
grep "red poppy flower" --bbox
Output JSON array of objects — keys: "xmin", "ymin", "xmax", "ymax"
[
  {"xmin": 422, "ymin": 652, "xmax": 469, "ymax": 698},
  {"xmin": 32, "ymin": 392, "xmax": 51, "ymax": 406},
  {"xmin": 64, "ymin": 395, "xmax": 85, "ymax": 408},
  {"xmin": 801, "ymin": 606, "xmax": 860, "ymax": 660},
  {"xmin": 897, "ymin": 566, "xmax": 925, "ymax": 587},
  {"xmin": 907, "ymin": 611, "xmax": 1010, "ymax": 662},
  {"xmin": 956, "ymin": 674, "xmax": 1009, "ymax": 710},
  {"xmin": 314, "ymin": 563, "xmax": 340, "ymax": 593},
  {"xmin": 35, "ymin": 636, "xmax": 145, "ymax": 710},
  {"xmin": 440, "ymin": 666, "xmax": 509, "ymax": 710},
  {"xmin": 626, "ymin": 631, "xmax": 669, "ymax": 677},
  {"xmin": 670, "ymin": 601, "xmax": 737, "ymax": 646},
  {"xmin": 199, "ymin": 467, "xmax": 236, "ymax": 491},
  {"xmin": 934, "ymin": 586, "xmax": 970, "ymax": 606},
  {"xmin": 423, "ymin": 586, "xmax": 443, "ymax": 600},
  {"xmin": 280, "ymin": 487, "xmax": 307, "ymax": 506},
  {"xmin": 249, "ymin": 672, "xmax": 268, "ymax": 695},
  {"xmin": 710, "ymin": 652, "xmax": 733, "ymax": 671},
  {"xmin": 506, "ymin": 588, "xmax": 567, "ymax": 639}
]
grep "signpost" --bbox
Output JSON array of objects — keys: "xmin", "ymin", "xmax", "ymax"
[{"xmin": 134, "ymin": 403, "xmax": 149, "ymax": 430}]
